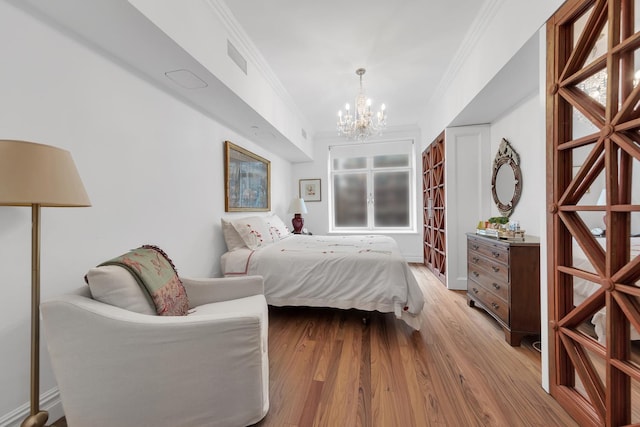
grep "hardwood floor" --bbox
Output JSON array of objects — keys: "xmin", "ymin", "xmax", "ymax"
[
  {"xmin": 253, "ymin": 264, "xmax": 576, "ymax": 427},
  {"xmin": 53, "ymin": 264, "xmax": 576, "ymax": 426}
]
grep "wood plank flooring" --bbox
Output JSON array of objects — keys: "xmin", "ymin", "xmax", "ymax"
[{"xmin": 253, "ymin": 264, "xmax": 577, "ymax": 427}]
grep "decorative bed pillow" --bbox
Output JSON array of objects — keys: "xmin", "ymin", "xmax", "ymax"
[
  {"xmin": 266, "ymin": 214, "xmax": 290, "ymax": 241},
  {"xmin": 86, "ymin": 245, "xmax": 189, "ymax": 316},
  {"xmin": 231, "ymin": 216, "xmax": 273, "ymax": 249},
  {"xmin": 221, "ymin": 218, "xmax": 247, "ymax": 251}
]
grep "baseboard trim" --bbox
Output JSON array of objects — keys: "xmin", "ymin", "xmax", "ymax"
[{"xmin": 0, "ymin": 387, "xmax": 63, "ymax": 427}]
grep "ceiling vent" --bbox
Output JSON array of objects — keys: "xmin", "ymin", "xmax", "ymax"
[
  {"xmin": 227, "ymin": 40, "xmax": 247, "ymax": 75},
  {"xmin": 165, "ymin": 69, "xmax": 208, "ymax": 89}
]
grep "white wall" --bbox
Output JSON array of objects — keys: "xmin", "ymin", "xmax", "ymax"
[
  {"xmin": 293, "ymin": 126, "xmax": 423, "ymax": 262},
  {"xmin": 489, "ymin": 92, "xmax": 544, "ymax": 234},
  {"xmin": 0, "ymin": 2, "xmax": 292, "ymax": 424}
]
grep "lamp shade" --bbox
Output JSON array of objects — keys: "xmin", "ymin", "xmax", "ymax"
[
  {"xmin": 0, "ymin": 140, "xmax": 90, "ymax": 207},
  {"xmin": 288, "ymin": 197, "xmax": 308, "ymax": 214}
]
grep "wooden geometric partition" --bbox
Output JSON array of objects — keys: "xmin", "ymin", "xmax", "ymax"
[
  {"xmin": 423, "ymin": 131, "xmax": 446, "ymax": 284},
  {"xmin": 547, "ymin": 0, "xmax": 640, "ymax": 425}
]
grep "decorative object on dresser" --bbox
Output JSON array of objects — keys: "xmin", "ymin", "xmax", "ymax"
[
  {"xmin": 466, "ymin": 233, "xmax": 540, "ymax": 346},
  {"xmin": 288, "ymin": 197, "xmax": 308, "ymax": 234}
]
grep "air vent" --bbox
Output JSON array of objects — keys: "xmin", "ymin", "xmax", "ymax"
[
  {"xmin": 301, "ymin": 128, "xmax": 307, "ymax": 139},
  {"xmin": 227, "ymin": 40, "xmax": 247, "ymax": 75},
  {"xmin": 165, "ymin": 69, "xmax": 208, "ymax": 89}
]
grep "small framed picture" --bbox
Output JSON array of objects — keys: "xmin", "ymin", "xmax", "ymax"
[{"xmin": 299, "ymin": 178, "xmax": 321, "ymax": 202}]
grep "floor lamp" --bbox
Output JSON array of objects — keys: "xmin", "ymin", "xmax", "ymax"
[{"xmin": 0, "ymin": 140, "xmax": 90, "ymax": 427}]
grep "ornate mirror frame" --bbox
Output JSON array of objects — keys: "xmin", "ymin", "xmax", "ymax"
[{"xmin": 490, "ymin": 138, "xmax": 522, "ymax": 217}]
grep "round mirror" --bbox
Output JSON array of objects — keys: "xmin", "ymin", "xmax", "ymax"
[
  {"xmin": 496, "ymin": 163, "xmax": 516, "ymax": 203},
  {"xmin": 491, "ymin": 139, "xmax": 522, "ymax": 217}
]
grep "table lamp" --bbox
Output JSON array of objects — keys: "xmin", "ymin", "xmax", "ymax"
[
  {"xmin": 288, "ymin": 197, "xmax": 308, "ymax": 234},
  {"xmin": 0, "ymin": 140, "xmax": 91, "ymax": 427}
]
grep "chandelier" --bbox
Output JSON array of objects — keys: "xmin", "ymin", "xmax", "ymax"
[{"xmin": 337, "ymin": 68, "xmax": 387, "ymax": 141}]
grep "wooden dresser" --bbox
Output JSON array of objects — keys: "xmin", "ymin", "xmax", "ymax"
[{"xmin": 466, "ymin": 233, "xmax": 540, "ymax": 346}]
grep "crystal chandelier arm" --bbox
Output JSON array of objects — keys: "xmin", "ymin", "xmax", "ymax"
[{"xmin": 337, "ymin": 68, "xmax": 387, "ymax": 141}]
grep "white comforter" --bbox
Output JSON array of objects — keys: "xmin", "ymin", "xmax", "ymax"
[{"xmin": 221, "ymin": 235, "xmax": 424, "ymax": 329}]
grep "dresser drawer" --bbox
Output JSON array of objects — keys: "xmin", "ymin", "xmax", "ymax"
[
  {"xmin": 467, "ymin": 252, "xmax": 509, "ymax": 283},
  {"xmin": 468, "ymin": 237, "xmax": 509, "ymax": 265},
  {"xmin": 467, "ymin": 266, "xmax": 509, "ymax": 301},
  {"xmin": 468, "ymin": 280, "xmax": 509, "ymax": 324}
]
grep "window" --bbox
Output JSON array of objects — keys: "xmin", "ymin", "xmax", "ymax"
[{"xmin": 329, "ymin": 140, "xmax": 415, "ymax": 232}]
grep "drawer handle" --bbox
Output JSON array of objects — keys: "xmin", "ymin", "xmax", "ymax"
[
  {"xmin": 492, "ymin": 266, "xmax": 500, "ymax": 273},
  {"xmin": 472, "ymin": 257, "xmax": 480, "ymax": 263},
  {"xmin": 491, "ymin": 302, "xmax": 500, "ymax": 310},
  {"xmin": 472, "ymin": 271, "xmax": 479, "ymax": 278},
  {"xmin": 472, "ymin": 287, "xmax": 479, "ymax": 294},
  {"xmin": 491, "ymin": 251, "xmax": 501, "ymax": 258},
  {"xmin": 492, "ymin": 283, "xmax": 501, "ymax": 290},
  {"xmin": 471, "ymin": 244, "xmax": 479, "ymax": 250}
]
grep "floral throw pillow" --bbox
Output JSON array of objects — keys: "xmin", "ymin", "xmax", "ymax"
[
  {"xmin": 231, "ymin": 216, "xmax": 273, "ymax": 250},
  {"xmin": 266, "ymin": 214, "xmax": 290, "ymax": 241}
]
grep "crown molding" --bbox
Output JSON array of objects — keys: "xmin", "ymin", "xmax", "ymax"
[
  {"xmin": 428, "ymin": 0, "xmax": 505, "ymax": 105},
  {"xmin": 204, "ymin": 0, "xmax": 309, "ymax": 128}
]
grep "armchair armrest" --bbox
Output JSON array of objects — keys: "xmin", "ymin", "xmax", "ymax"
[{"xmin": 181, "ymin": 275, "xmax": 264, "ymax": 308}]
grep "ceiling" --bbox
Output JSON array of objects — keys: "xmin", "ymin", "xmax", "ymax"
[
  {"xmin": 9, "ymin": 0, "xmax": 538, "ymax": 160},
  {"xmin": 223, "ymin": 0, "xmax": 488, "ymax": 133}
]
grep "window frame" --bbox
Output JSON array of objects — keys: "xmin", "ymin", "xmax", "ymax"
[{"xmin": 328, "ymin": 139, "xmax": 416, "ymax": 234}]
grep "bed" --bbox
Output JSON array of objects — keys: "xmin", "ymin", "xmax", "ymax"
[
  {"xmin": 220, "ymin": 215, "xmax": 424, "ymax": 330},
  {"xmin": 572, "ymin": 237, "xmax": 640, "ymax": 343}
]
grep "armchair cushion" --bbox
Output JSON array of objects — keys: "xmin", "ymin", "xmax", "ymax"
[
  {"xmin": 87, "ymin": 245, "xmax": 189, "ymax": 316},
  {"xmin": 85, "ymin": 265, "xmax": 155, "ymax": 315}
]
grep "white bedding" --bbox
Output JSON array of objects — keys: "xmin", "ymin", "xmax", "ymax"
[
  {"xmin": 572, "ymin": 237, "xmax": 640, "ymax": 343},
  {"xmin": 221, "ymin": 235, "xmax": 424, "ymax": 329}
]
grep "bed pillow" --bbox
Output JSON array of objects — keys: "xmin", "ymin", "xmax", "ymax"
[
  {"xmin": 221, "ymin": 218, "xmax": 247, "ymax": 251},
  {"xmin": 85, "ymin": 265, "xmax": 156, "ymax": 315},
  {"xmin": 231, "ymin": 216, "xmax": 274, "ymax": 249},
  {"xmin": 266, "ymin": 214, "xmax": 290, "ymax": 241}
]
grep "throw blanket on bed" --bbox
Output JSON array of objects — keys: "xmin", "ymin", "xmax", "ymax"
[{"xmin": 99, "ymin": 245, "xmax": 189, "ymax": 316}]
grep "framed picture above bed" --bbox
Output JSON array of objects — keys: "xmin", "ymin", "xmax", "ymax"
[
  {"xmin": 224, "ymin": 141, "xmax": 270, "ymax": 212},
  {"xmin": 299, "ymin": 178, "xmax": 321, "ymax": 202}
]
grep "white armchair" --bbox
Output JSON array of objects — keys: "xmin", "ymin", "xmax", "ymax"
[{"xmin": 41, "ymin": 275, "xmax": 269, "ymax": 427}]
